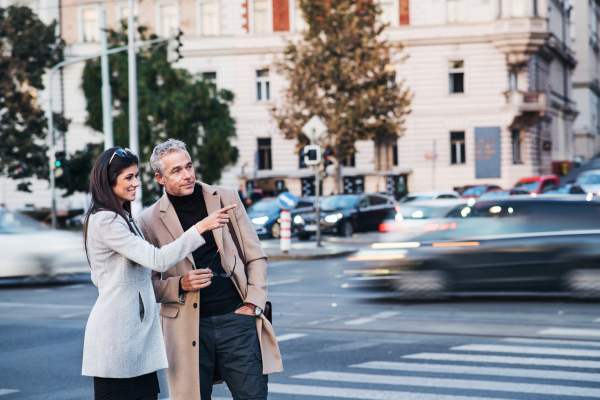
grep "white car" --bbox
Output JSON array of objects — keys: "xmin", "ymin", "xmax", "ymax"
[
  {"xmin": 399, "ymin": 191, "xmax": 461, "ymax": 203},
  {"xmin": 0, "ymin": 207, "xmax": 90, "ymax": 279},
  {"xmin": 576, "ymin": 170, "xmax": 600, "ymax": 194}
]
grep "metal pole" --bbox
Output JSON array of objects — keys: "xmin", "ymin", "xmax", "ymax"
[
  {"xmin": 100, "ymin": 0, "xmax": 114, "ymax": 149},
  {"xmin": 311, "ymin": 129, "xmax": 322, "ymax": 247},
  {"xmin": 128, "ymin": 0, "xmax": 142, "ymax": 216},
  {"xmin": 48, "ymin": 72, "xmax": 57, "ymax": 229}
]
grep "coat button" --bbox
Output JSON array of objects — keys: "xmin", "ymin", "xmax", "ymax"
[
  {"xmin": 193, "ymin": 303, "xmax": 197, "ymax": 308},
  {"xmin": 192, "ymin": 341, "xmax": 196, "ymax": 346}
]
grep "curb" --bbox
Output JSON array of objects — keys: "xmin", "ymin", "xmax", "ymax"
[
  {"xmin": 323, "ymin": 236, "xmax": 378, "ymax": 245},
  {"xmin": 266, "ymin": 249, "xmax": 358, "ymax": 261}
]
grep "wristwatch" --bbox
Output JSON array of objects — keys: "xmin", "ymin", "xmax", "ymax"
[{"xmin": 253, "ymin": 306, "xmax": 263, "ymax": 316}]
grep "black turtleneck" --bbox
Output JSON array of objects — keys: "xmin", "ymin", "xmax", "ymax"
[{"xmin": 167, "ymin": 187, "xmax": 241, "ymax": 318}]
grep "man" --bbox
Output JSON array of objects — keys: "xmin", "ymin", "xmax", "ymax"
[{"xmin": 137, "ymin": 139, "xmax": 282, "ymax": 400}]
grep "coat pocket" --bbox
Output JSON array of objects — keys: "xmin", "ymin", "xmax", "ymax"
[{"xmin": 159, "ymin": 304, "xmax": 180, "ymax": 318}]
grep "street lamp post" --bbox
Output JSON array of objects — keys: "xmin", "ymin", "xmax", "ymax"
[
  {"xmin": 127, "ymin": 0, "xmax": 142, "ymax": 216},
  {"xmin": 100, "ymin": 0, "xmax": 114, "ymax": 149}
]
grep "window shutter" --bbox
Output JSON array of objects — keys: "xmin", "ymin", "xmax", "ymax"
[
  {"xmin": 399, "ymin": 0, "xmax": 409, "ymax": 25},
  {"xmin": 273, "ymin": 0, "xmax": 290, "ymax": 31}
]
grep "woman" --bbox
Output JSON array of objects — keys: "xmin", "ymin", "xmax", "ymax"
[{"xmin": 81, "ymin": 147, "xmax": 235, "ymax": 400}]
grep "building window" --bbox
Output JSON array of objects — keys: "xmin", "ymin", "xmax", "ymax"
[
  {"xmin": 340, "ymin": 154, "xmax": 356, "ymax": 167},
  {"xmin": 254, "ymin": 0, "xmax": 269, "ymax": 33},
  {"xmin": 160, "ymin": 4, "xmax": 178, "ymax": 38},
  {"xmin": 447, "ymin": 0, "xmax": 464, "ymax": 23},
  {"xmin": 294, "ymin": 0, "xmax": 308, "ymax": 32},
  {"xmin": 392, "ymin": 144, "xmax": 398, "ymax": 166},
  {"xmin": 450, "ymin": 131, "xmax": 466, "ymax": 165},
  {"xmin": 512, "ymin": 129, "xmax": 522, "ymax": 164},
  {"xmin": 510, "ymin": 0, "xmax": 526, "ymax": 17},
  {"xmin": 202, "ymin": 72, "xmax": 217, "ymax": 83},
  {"xmin": 257, "ymin": 138, "xmax": 272, "ymax": 170},
  {"xmin": 299, "ymin": 152, "xmax": 307, "ymax": 168},
  {"xmin": 200, "ymin": 1, "xmax": 218, "ymax": 36},
  {"xmin": 380, "ymin": 0, "xmax": 395, "ymax": 25},
  {"xmin": 81, "ymin": 8, "xmax": 99, "ymax": 42},
  {"xmin": 256, "ymin": 69, "xmax": 270, "ymax": 101},
  {"xmin": 449, "ymin": 60, "xmax": 464, "ymax": 94},
  {"xmin": 509, "ymin": 70, "xmax": 518, "ymax": 91},
  {"xmin": 591, "ymin": 3, "xmax": 599, "ymax": 40}
]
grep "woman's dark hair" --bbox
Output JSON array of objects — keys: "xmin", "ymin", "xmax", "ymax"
[{"xmin": 83, "ymin": 147, "xmax": 140, "ymax": 267}]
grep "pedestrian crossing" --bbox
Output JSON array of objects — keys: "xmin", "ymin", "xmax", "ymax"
[{"xmin": 266, "ymin": 335, "xmax": 600, "ymax": 399}]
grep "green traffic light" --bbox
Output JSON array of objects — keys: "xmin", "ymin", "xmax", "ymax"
[{"xmin": 55, "ymin": 160, "xmax": 61, "ymax": 168}]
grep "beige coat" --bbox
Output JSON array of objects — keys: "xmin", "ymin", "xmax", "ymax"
[{"xmin": 137, "ymin": 182, "xmax": 283, "ymax": 400}]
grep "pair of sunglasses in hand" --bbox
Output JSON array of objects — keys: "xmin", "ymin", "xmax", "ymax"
[{"xmin": 207, "ymin": 246, "xmax": 236, "ymax": 278}]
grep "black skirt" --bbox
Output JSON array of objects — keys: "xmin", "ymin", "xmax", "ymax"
[{"xmin": 94, "ymin": 371, "xmax": 160, "ymax": 400}]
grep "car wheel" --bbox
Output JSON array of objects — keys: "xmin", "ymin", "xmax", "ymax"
[
  {"xmin": 562, "ymin": 269, "xmax": 600, "ymax": 298},
  {"xmin": 391, "ymin": 270, "xmax": 451, "ymax": 299},
  {"xmin": 298, "ymin": 233, "xmax": 311, "ymax": 241},
  {"xmin": 339, "ymin": 220, "xmax": 354, "ymax": 237},
  {"xmin": 271, "ymin": 222, "xmax": 281, "ymax": 239}
]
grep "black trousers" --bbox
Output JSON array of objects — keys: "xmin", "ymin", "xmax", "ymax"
[{"xmin": 199, "ymin": 312, "xmax": 268, "ymax": 400}]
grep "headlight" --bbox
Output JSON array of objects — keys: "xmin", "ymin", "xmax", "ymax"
[
  {"xmin": 395, "ymin": 213, "xmax": 403, "ymax": 222},
  {"xmin": 324, "ymin": 214, "xmax": 340, "ymax": 223},
  {"xmin": 294, "ymin": 215, "xmax": 304, "ymax": 224},
  {"xmin": 251, "ymin": 216, "xmax": 269, "ymax": 225}
]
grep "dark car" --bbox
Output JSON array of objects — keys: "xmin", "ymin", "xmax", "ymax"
[
  {"xmin": 294, "ymin": 193, "xmax": 397, "ymax": 240},
  {"xmin": 541, "ymin": 184, "xmax": 586, "ymax": 195},
  {"xmin": 346, "ymin": 198, "xmax": 600, "ymax": 297},
  {"xmin": 247, "ymin": 197, "xmax": 314, "ymax": 239}
]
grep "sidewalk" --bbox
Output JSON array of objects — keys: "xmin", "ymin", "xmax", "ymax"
[{"xmin": 261, "ymin": 240, "xmax": 358, "ymax": 261}]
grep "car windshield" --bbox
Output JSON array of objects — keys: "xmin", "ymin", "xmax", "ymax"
[
  {"xmin": 400, "ymin": 195, "xmax": 432, "ymax": 203},
  {"xmin": 478, "ymin": 191, "xmax": 509, "ymax": 199},
  {"xmin": 321, "ymin": 195, "xmax": 360, "ymax": 211},
  {"xmin": 461, "ymin": 186, "xmax": 487, "ymax": 197},
  {"xmin": 247, "ymin": 200, "xmax": 280, "ymax": 214},
  {"xmin": 514, "ymin": 181, "xmax": 540, "ymax": 192},
  {"xmin": 543, "ymin": 186, "xmax": 567, "ymax": 194},
  {"xmin": 396, "ymin": 206, "xmax": 451, "ymax": 219},
  {"xmin": 0, "ymin": 208, "xmax": 45, "ymax": 233},
  {"xmin": 578, "ymin": 174, "xmax": 600, "ymax": 185}
]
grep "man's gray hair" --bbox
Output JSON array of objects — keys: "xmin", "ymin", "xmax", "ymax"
[{"xmin": 150, "ymin": 139, "xmax": 189, "ymax": 176}]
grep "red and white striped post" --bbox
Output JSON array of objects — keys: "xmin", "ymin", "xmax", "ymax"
[{"xmin": 280, "ymin": 210, "xmax": 291, "ymax": 253}]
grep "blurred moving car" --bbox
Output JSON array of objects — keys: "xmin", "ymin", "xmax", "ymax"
[
  {"xmin": 247, "ymin": 197, "xmax": 314, "ymax": 239},
  {"xmin": 459, "ymin": 185, "xmax": 502, "ymax": 198},
  {"xmin": 346, "ymin": 197, "xmax": 600, "ymax": 298},
  {"xmin": 576, "ymin": 170, "xmax": 600, "ymax": 194},
  {"xmin": 477, "ymin": 188, "xmax": 530, "ymax": 200},
  {"xmin": 379, "ymin": 199, "xmax": 467, "ymax": 234},
  {"xmin": 513, "ymin": 175, "xmax": 560, "ymax": 194},
  {"xmin": 541, "ymin": 184, "xmax": 586, "ymax": 195},
  {"xmin": 294, "ymin": 193, "xmax": 396, "ymax": 240},
  {"xmin": 399, "ymin": 191, "xmax": 461, "ymax": 203},
  {"xmin": 0, "ymin": 207, "xmax": 89, "ymax": 279}
]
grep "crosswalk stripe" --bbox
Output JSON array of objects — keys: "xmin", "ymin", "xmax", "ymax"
[
  {"xmin": 539, "ymin": 328, "xmax": 600, "ymax": 337},
  {"xmin": 269, "ymin": 383, "xmax": 514, "ymax": 400},
  {"xmin": 293, "ymin": 371, "xmax": 600, "ymax": 397},
  {"xmin": 276, "ymin": 333, "xmax": 308, "ymax": 342},
  {"xmin": 403, "ymin": 353, "xmax": 600, "ymax": 369},
  {"xmin": 345, "ymin": 311, "xmax": 399, "ymax": 325},
  {"xmin": 451, "ymin": 344, "xmax": 600, "ymax": 357},
  {"xmin": 0, "ymin": 390, "xmax": 19, "ymax": 396},
  {"xmin": 351, "ymin": 361, "xmax": 600, "ymax": 382},
  {"xmin": 502, "ymin": 337, "xmax": 600, "ymax": 347}
]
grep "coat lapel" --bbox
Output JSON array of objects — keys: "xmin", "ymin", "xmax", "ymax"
[{"xmin": 159, "ymin": 193, "xmax": 196, "ymax": 268}]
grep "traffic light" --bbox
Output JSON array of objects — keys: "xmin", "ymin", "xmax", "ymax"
[
  {"xmin": 323, "ymin": 149, "xmax": 334, "ymax": 168},
  {"xmin": 167, "ymin": 28, "xmax": 184, "ymax": 63},
  {"xmin": 303, "ymin": 145, "xmax": 321, "ymax": 166},
  {"xmin": 54, "ymin": 151, "xmax": 66, "ymax": 178}
]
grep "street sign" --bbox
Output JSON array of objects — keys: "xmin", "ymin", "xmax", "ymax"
[
  {"xmin": 303, "ymin": 145, "xmax": 322, "ymax": 166},
  {"xmin": 277, "ymin": 192, "xmax": 298, "ymax": 210},
  {"xmin": 301, "ymin": 115, "xmax": 328, "ymax": 139}
]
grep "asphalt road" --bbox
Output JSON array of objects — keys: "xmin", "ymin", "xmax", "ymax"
[{"xmin": 1, "ymin": 244, "xmax": 600, "ymax": 400}]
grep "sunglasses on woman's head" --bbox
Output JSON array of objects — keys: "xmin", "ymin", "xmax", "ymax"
[{"xmin": 109, "ymin": 148, "xmax": 135, "ymax": 165}]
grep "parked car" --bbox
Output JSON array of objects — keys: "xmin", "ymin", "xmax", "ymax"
[
  {"xmin": 576, "ymin": 170, "xmax": 600, "ymax": 194},
  {"xmin": 247, "ymin": 197, "xmax": 314, "ymax": 239},
  {"xmin": 541, "ymin": 184, "xmax": 586, "ymax": 195},
  {"xmin": 294, "ymin": 193, "xmax": 397, "ymax": 240},
  {"xmin": 477, "ymin": 188, "xmax": 530, "ymax": 200},
  {"xmin": 378, "ymin": 199, "xmax": 467, "ymax": 234},
  {"xmin": 459, "ymin": 185, "xmax": 502, "ymax": 198},
  {"xmin": 346, "ymin": 198, "xmax": 600, "ymax": 298},
  {"xmin": 513, "ymin": 175, "xmax": 560, "ymax": 194},
  {"xmin": 0, "ymin": 207, "xmax": 89, "ymax": 279},
  {"xmin": 399, "ymin": 191, "xmax": 461, "ymax": 203}
]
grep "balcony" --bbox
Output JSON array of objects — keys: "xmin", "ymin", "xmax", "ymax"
[
  {"xmin": 503, "ymin": 90, "xmax": 548, "ymax": 129},
  {"xmin": 491, "ymin": 17, "xmax": 549, "ymax": 65}
]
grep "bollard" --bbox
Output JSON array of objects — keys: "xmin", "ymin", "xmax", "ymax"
[{"xmin": 280, "ymin": 210, "xmax": 291, "ymax": 253}]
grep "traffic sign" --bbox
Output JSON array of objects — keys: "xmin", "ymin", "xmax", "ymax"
[
  {"xmin": 277, "ymin": 192, "xmax": 298, "ymax": 210},
  {"xmin": 301, "ymin": 116, "xmax": 328, "ymax": 140}
]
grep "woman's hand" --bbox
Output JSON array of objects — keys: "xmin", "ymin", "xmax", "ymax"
[{"xmin": 195, "ymin": 204, "xmax": 237, "ymax": 235}]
